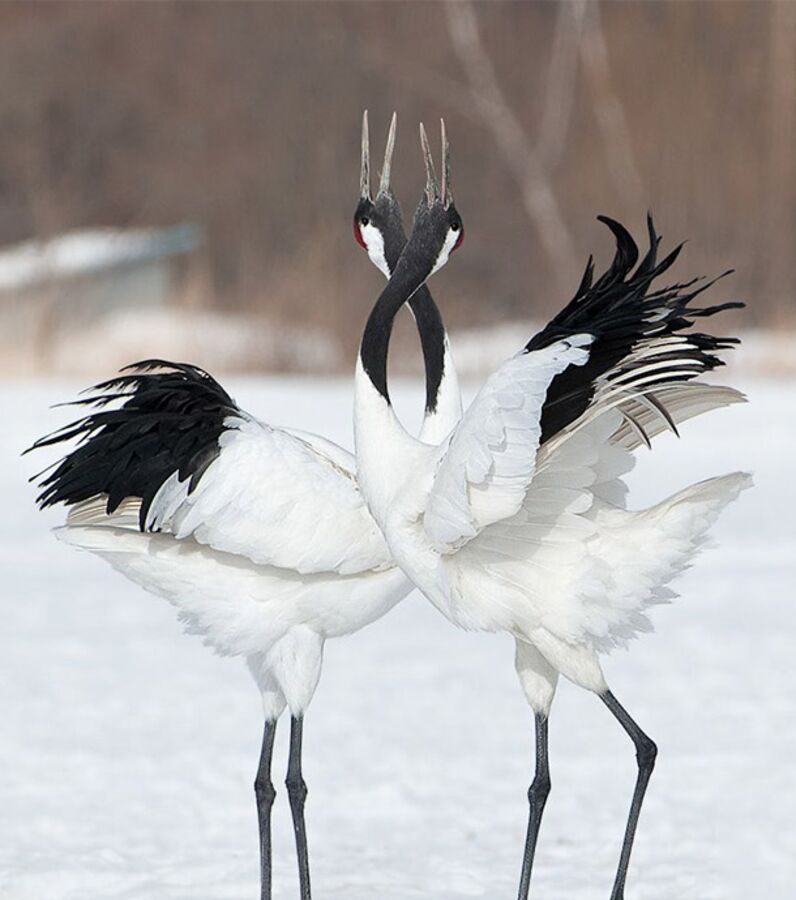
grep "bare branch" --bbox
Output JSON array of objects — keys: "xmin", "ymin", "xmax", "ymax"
[
  {"xmin": 579, "ymin": 0, "xmax": 644, "ymax": 207},
  {"xmin": 766, "ymin": 0, "xmax": 796, "ymax": 322},
  {"xmin": 444, "ymin": 0, "xmax": 578, "ymax": 294},
  {"xmin": 536, "ymin": 0, "xmax": 588, "ymax": 171}
]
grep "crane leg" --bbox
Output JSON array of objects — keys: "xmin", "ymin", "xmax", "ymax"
[
  {"xmin": 286, "ymin": 715, "xmax": 312, "ymax": 900},
  {"xmin": 254, "ymin": 719, "xmax": 277, "ymax": 900},
  {"xmin": 601, "ymin": 690, "xmax": 657, "ymax": 900},
  {"xmin": 517, "ymin": 712, "xmax": 551, "ymax": 900}
]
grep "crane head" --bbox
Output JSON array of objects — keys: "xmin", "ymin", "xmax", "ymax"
[
  {"xmin": 409, "ymin": 118, "xmax": 464, "ymax": 277},
  {"xmin": 354, "ymin": 111, "xmax": 408, "ymax": 278}
]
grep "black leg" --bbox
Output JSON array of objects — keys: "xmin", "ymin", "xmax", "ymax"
[
  {"xmin": 517, "ymin": 712, "xmax": 551, "ymax": 900},
  {"xmin": 254, "ymin": 719, "xmax": 277, "ymax": 900},
  {"xmin": 601, "ymin": 690, "xmax": 657, "ymax": 900},
  {"xmin": 286, "ymin": 715, "xmax": 312, "ymax": 900}
]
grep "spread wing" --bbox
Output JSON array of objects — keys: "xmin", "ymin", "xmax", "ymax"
[
  {"xmin": 529, "ymin": 215, "xmax": 744, "ymax": 448},
  {"xmin": 29, "ymin": 361, "xmax": 392, "ymax": 576},
  {"xmin": 423, "ymin": 337, "xmax": 592, "ymax": 552}
]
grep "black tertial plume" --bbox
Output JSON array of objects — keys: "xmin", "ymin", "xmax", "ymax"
[
  {"xmin": 26, "ymin": 360, "xmax": 241, "ymax": 529},
  {"xmin": 525, "ymin": 215, "xmax": 744, "ymax": 443}
]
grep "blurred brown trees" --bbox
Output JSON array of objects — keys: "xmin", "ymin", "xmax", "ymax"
[{"xmin": 0, "ymin": 1, "xmax": 792, "ymax": 369}]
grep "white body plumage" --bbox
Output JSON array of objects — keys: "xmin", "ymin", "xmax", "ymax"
[
  {"xmin": 58, "ymin": 403, "xmax": 457, "ymax": 720},
  {"xmin": 355, "ymin": 338, "xmax": 750, "ymax": 713},
  {"xmin": 59, "ymin": 517, "xmax": 409, "ymax": 719}
]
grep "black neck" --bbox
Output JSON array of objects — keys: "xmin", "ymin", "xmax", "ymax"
[
  {"xmin": 360, "ymin": 245, "xmax": 434, "ymax": 405},
  {"xmin": 382, "ymin": 226, "xmax": 445, "ymax": 414},
  {"xmin": 408, "ymin": 287, "xmax": 446, "ymax": 414}
]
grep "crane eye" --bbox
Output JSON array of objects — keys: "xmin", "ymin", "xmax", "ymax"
[
  {"xmin": 451, "ymin": 221, "xmax": 464, "ymax": 251},
  {"xmin": 353, "ymin": 218, "xmax": 367, "ymax": 250},
  {"xmin": 360, "ymin": 216, "xmax": 370, "ymax": 227}
]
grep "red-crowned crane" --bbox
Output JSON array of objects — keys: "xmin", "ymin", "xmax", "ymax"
[
  {"xmin": 26, "ymin": 115, "xmax": 458, "ymax": 900},
  {"xmin": 352, "ymin": 121, "xmax": 750, "ymax": 900}
]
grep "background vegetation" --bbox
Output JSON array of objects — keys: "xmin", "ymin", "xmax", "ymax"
[{"xmin": 0, "ymin": 1, "xmax": 792, "ymax": 370}]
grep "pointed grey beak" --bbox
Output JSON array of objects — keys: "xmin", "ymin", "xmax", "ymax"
[
  {"xmin": 441, "ymin": 118, "xmax": 453, "ymax": 209},
  {"xmin": 420, "ymin": 122, "xmax": 440, "ymax": 205},
  {"xmin": 377, "ymin": 112, "xmax": 397, "ymax": 197},
  {"xmin": 360, "ymin": 110, "xmax": 371, "ymax": 201}
]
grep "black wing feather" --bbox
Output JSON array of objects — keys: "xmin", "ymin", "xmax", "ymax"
[
  {"xmin": 26, "ymin": 360, "xmax": 241, "ymax": 529},
  {"xmin": 526, "ymin": 216, "xmax": 743, "ymax": 444}
]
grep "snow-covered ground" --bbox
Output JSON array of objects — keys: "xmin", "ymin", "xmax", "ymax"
[{"xmin": 2, "ymin": 375, "xmax": 793, "ymax": 900}]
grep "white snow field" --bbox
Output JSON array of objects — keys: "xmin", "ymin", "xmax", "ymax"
[{"xmin": 1, "ymin": 375, "xmax": 793, "ymax": 900}]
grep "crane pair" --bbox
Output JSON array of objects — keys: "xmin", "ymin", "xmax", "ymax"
[{"xmin": 29, "ymin": 113, "xmax": 749, "ymax": 900}]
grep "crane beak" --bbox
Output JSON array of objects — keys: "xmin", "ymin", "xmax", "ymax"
[
  {"xmin": 360, "ymin": 110, "xmax": 371, "ymax": 201},
  {"xmin": 377, "ymin": 112, "xmax": 397, "ymax": 197},
  {"xmin": 420, "ymin": 122, "xmax": 440, "ymax": 205},
  {"xmin": 420, "ymin": 120, "xmax": 453, "ymax": 208},
  {"xmin": 441, "ymin": 118, "xmax": 453, "ymax": 209}
]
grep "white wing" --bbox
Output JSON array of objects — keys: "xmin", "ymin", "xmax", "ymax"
[
  {"xmin": 446, "ymin": 407, "xmax": 750, "ymax": 658},
  {"xmin": 423, "ymin": 336, "xmax": 592, "ymax": 551},
  {"xmin": 71, "ymin": 414, "xmax": 392, "ymax": 577}
]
